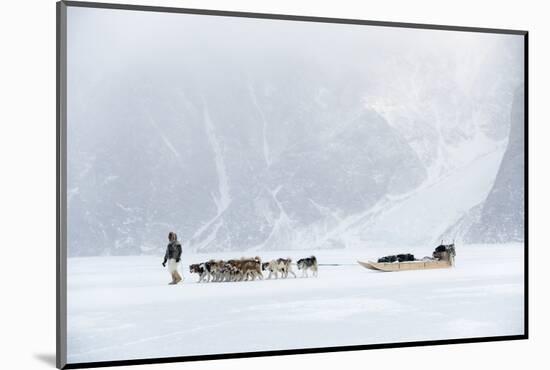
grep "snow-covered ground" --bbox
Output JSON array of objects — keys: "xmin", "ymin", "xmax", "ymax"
[{"xmin": 67, "ymin": 244, "xmax": 524, "ymax": 364}]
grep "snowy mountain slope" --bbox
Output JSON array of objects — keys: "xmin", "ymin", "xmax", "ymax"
[
  {"xmin": 66, "ymin": 8, "xmax": 524, "ymax": 255},
  {"xmin": 438, "ymin": 203, "xmax": 484, "ymax": 244},
  {"xmin": 325, "ymin": 147, "xmax": 505, "ymax": 248}
]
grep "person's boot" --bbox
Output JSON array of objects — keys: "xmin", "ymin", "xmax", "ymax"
[
  {"xmin": 174, "ymin": 271, "xmax": 183, "ymax": 284},
  {"xmin": 168, "ymin": 272, "xmax": 177, "ymax": 285}
]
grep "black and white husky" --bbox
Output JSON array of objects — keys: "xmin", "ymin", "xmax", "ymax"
[
  {"xmin": 297, "ymin": 256, "xmax": 318, "ymax": 277},
  {"xmin": 189, "ymin": 263, "xmax": 209, "ymax": 283}
]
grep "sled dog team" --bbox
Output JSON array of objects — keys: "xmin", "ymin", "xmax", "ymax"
[
  {"xmin": 189, "ymin": 256, "xmax": 318, "ymax": 283},
  {"xmin": 162, "ymin": 231, "xmax": 318, "ymax": 285}
]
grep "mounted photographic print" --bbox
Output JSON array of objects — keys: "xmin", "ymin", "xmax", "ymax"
[{"xmin": 56, "ymin": 1, "xmax": 528, "ymax": 369}]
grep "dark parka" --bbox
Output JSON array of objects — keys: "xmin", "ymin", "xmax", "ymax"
[{"xmin": 163, "ymin": 233, "xmax": 182, "ymax": 265}]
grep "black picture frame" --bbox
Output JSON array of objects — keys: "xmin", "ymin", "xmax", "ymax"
[{"xmin": 56, "ymin": 1, "xmax": 529, "ymax": 368}]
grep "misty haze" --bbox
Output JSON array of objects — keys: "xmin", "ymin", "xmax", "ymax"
[{"xmin": 67, "ymin": 8, "xmax": 524, "ymax": 257}]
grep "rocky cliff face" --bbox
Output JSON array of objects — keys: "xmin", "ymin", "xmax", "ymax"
[
  {"xmin": 440, "ymin": 85, "xmax": 525, "ymax": 244},
  {"xmin": 463, "ymin": 86, "xmax": 525, "ymax": 243}
]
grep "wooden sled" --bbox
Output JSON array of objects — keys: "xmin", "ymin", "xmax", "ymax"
[{"xmin": 357, "ymin": 259, "xmax": 453, "ymax": 272}]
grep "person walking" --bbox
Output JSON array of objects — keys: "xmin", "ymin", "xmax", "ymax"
[{"xmin": 162, "ymin": 232, "xmax": 183, "ymax": 285}]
